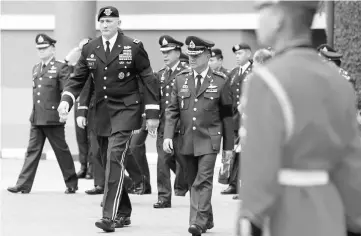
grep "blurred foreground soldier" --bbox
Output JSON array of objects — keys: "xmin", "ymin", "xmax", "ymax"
[
  {"xmin": 164, "ymin": 36, "xmax": 233, "ymax": 236},
  {"xmin": 209, "ymin": 48, "xmax": 230, "ymax": 76},
  {"xmin": 221, "ymin": 43, "xmax": 252, "ymax": 196},
  {"xmin": 236, "ymin": 1, "xmax": 361, "ymax": 236},
  {"xmin": 57, "ymin": 6, "xmax": 160, "ymax": 232},
  {"xmin": 66, "ymin": 38, "xmax": 94, "ymax": 179},
  {"xmin": 153, "ymin": 35, "xmax": 188, "ymax": 209},
  {"xmin": 7, "ymin": 34, "xmax": 78, "ymax": 194}
]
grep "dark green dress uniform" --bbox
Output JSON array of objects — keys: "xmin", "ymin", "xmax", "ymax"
[
  {"xmin": 61, "ymin": 7, "xmax": 160, "ymax": 223},
  {"xmin": 154, "ymin": 35, "xmax": 188, "ymax": 208},
  {"xmin": 221, "ymin": 47, "xmax": 252, "ymax": 194},
  {"xmin": 8, "ymin": 34, "xmax": 78, "ymax": 194},
  {"xmin": 164, "ymin": 36, "xmax": 234, "ymax": 233}
]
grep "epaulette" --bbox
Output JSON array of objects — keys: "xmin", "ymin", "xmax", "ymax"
[
  {"xmin": 177, "ymin": 68, "xmax": 191, "ymax": 76},
  {"xmin": 56, "ymin": 60, "xmax": 66, "ymax": 64},
  {"xmin": 213, "ymin": 70, "xmax": 227, "ymax": 79},
  {"xmin": 133, "ymin": 39, "xmax": 141, "ymax": 44},
  {"xmin": 158, "ymin": 67, "xmax": 166, "ymax": 72},
  {"xmin": 79, "ymin": 38, "xmax": 90, "ymax": 48},
  {"xmin": 339, "ymin": 68, "xmax": 351, "ymax": 81}
]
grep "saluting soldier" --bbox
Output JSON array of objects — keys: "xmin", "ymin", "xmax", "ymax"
[
  {"xmin": 163, "ymin": 36, "xmax": 234, "ymax": 236},
  {"xmin": 236, "ymin": 1, "xmax": 361, "ymax": 236},
  {"xmin": 209, "ymin": 48, "xmax": 230, "ymax": 76},
  {"xmin": 57, "ymin": 6, "xmax": 160, "ymax": 232},
  {"xmin": 221, "ymin": 43, "xmax": 252, "ymax": 197},
  {"xmin": 153, "ymin": 35, "xmax": 189, "ymax": 209},
  {"xmin": 7, "ymin": 34, "xmax": 78, "ymax": 194}
]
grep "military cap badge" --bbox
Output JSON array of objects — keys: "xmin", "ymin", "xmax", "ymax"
[
  {"xmin": 104, "ymin": 8, "xmax": 112, "ymax": 16},
  {"xmin": 322, "ymin": 47, "xmax": 328, "ymax": 52},
  {"xmin": 162, "ymin": 38, "xmax": 168, "ymax": 46},
  {"xmin": 38, "ymin": 36, "xmax": 44, "ymax": 43},
  {"xmin": 234, "ymin": 44, "xmax": 240, "ymax": 51},
  {"xmin": 211, "ymin": 52, "xmax": 215, "ymax": 57},
  {"xmin": 189, "ymin": 40, "xmax": 195, "ymax": 49}
]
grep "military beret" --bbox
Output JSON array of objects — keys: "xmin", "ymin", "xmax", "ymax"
[
  {"xmin": 185, "ymin": 36, "xmax": 214, "ymax": 56},
  {"xmin": 180, "ymin": 52, "xmax": 189, "ymax": 63},
  {"xmin": 97, "ymin": 6, "xmax": 119, "ymax": 21},
  {"xmin": 35, "ymin": 33, "xmax": 56, "ymax": 49},
  {"xmin": 159, "ymin": 35, "xmax": 183, "ymax": 52},
  {"xmin": 232, "ymin": 43, "xmax": 251, "ymax": 53},
  {"xmin": 317, "ymin": 44, "xmax": 343, "ymax": 60},
  {"xmin": 255, "ymin": 0, "xmax": 319, "ymax": 10},
  {"xmin": 211, "ymin": 48, "xmax": 223, "ymax": 58}
]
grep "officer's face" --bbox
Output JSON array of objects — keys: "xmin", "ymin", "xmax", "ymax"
[
  {"xmin": 161, "ymin": 50, "xmax": 180, "ymax": 67},
  {"xmin": 235, "ymin": 50, "xmax": 251, "ymax": 66},
  {"xmin": 37, "ymin": 46, "xmax": 54, "ymax": 60},
  {"xmin": 189, "ymin": 51, "xmax": 210, "ymax": 71},
  {"xmin": 208, "ymin": 57, "xmax": 222, "ymax": 70},
  {"xmin": 99, "ymin": 17, "xmax": 120, "ymax": 39}
]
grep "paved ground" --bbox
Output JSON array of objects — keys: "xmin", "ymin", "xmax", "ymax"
[{"xmin": 0, "ymin": 159, "xmax": 239, "ymax": 236}]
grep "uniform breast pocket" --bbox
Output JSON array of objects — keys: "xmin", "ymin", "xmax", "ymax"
[
  {"xmin": 177, "ymin": 92, "xmax": 191, "ymax": 110},
  {"xmin": 42, "ymin": 76, "xmax": 58, "ymax": 87},
  {"xmin": 45, "ymin": 103, "xmax": 60, "ymax": 123},
  {"xmin": 203, "ymin": 92, "xmax": 220, "ymax": 111},
  {"xmin": 208, "ymin": 126, "xmax": 222, "ymax": 151},
  {"xmin": 122, "ymin": 93, "xmax": 140, "ymax": 107}
]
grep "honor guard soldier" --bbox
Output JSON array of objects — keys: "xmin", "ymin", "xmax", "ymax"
[
  {"xmin": 236, "ymin": 1, "xmax": 361, "ymax": 236},
  {"xmin": 163, "ymin": 36, "xmax": 234, "ymax": 236},
  {"xmin": 209, "ymin": 48, "xmax": 230, "ymax": 76},
  {"xmin": 7, "ymin": 34, "xmax": 78, "ymax": 194},
  {"xmin": 153, "ymin": 35, "xmax": 189, "ymax": 209},
  {"xmin": 221, "ymin": 43, "xmax": 252, "ymax": 197},
  {"xmin": 57, "ymin": 6, "xmax": 160, "ymax": 232}
]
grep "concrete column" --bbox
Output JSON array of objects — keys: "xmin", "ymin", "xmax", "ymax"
[{"xmin": 54, "ymin": 1, "xmax": 97, "ymax": 60}]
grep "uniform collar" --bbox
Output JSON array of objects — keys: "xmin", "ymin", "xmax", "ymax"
[
  {"xmin": 240, "ymin": 61, "xmax": 251, "ymax": 74},
  {"xmin": 41, "ymin": 56, "xmax": 54, "ymax": 67},
  {"xmin": 102, "ymin": 31, "xmax": 118, "ymax": 50},
  {"xmin": 193, "ymin": 66, "xmax": 209, "ymax": 79},
  {"xmin": 168, "ymin": 61, "xmax": 180, "ymax": 72}
]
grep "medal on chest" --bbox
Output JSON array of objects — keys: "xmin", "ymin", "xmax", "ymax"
[{"xmin": 180, "ymin": 78, "xmax": 189, "ymax": 109}]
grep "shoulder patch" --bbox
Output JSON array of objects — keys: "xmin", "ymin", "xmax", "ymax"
[
  {"xmin": 133, "ymin": 39, "xmax": 141, "ymax": 44},
  {"xmin": 79, "ymin": 38, "xmax": 90, "ymax": 49},
  {"xmin": 213, "ymin": 70, "xmax": 227, "ymax": 79}
]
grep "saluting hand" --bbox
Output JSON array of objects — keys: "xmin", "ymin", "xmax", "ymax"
[
  {"xmin": 76, "ymin": 116, "xmax": 87, "ymax": 129},
  {"xmin": 57, "ymin": 101, "xmax": 70, "ymax": 123},
  {"xmin": 163, "ymin": 138, "xmax": 173, "ymax": 154}
]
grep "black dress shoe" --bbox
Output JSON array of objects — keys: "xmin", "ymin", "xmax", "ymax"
[
  {"xmin": 233, "ymin": 195, "xmax": 240, "ymax": 200},
  {"xmin": 188, "ymin": 224, "xmax": 202, "ymax": 236},
  {"xmin": 95, "ymin": 218, "xmax": 115, "ymax": 232},
  {"xmin": 175, "ymin": 190, "xmax": 187, "ymax": 196},
  {"xmin": 65, "ymin": 186, "xmax": 78, "ymax": 194},
  {"xmin": 76, "ymin": 166, "xmax": 87, "ymax": 179},
  {"xmin": 153, "ymin": 200, "xmax": 171, "ymax": 209},
  {"xmin": 114, "ymin": 216, "xmax": 131, "ymax": 228},
  {"xmin": 85, "ymin": 186, "xmax": 104, "ymax": 195},
  {"xmin": 202, "ymin": 220, "xmax": 214, "ymax": 233},
  {"xmin": 220, "ymin": 185, "xmax": 237, "ymax": 195},
  {"xmin": 7, "ymin": 186, "xmax": 30, "ymax": 194}
]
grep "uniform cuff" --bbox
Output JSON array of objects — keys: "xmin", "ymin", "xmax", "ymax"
[
  {"xmin": 145, "ymin": 109, "xmax": 160, "ymax": 120},
  {"xmin": 62, "ymin": 91, "xmax": 76, "ymax": 107}
]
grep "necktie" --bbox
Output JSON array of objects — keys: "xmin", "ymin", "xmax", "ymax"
[
  {"xmin": 196, "ymin": 74, "xmax": 202, "ymax": 94},
  {"xmin": 105, "ymin": 41, "xmax": 110, "ymax": 59},
  {"xmin": 41, "ymin": 64, "xmax": 46, "ymax": 72},
  {"xmin": 167, "ymin": 68, "xmax": 173, "ymax": 79},
  {"xmin": 238, "ymin": 68, "xmax": 242, "ymax": 76}
]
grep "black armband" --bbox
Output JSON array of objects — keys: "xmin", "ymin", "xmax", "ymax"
[{"xmin": 220, "ymin": 104, "xmax": 233, "ymax": 118}]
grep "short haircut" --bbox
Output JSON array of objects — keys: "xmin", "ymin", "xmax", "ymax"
[{"xmin": 253, "ymin": 48, "xmax": 273, "ymax": 64}]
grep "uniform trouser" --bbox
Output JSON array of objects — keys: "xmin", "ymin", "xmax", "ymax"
[
  {"xmin": 229, "ymin": 131, "xmax": 240, "ymax": 188},
  {"xmin": 156, "ymin": 133, "xmax": 188, "ymax": 202},
  {"xmin": 89, "ymin": 130, "xmax": 104, "ymax": 187},
  {"xmin": 184, "ymin": 153, "xmax": 217, "ymax": 229},
  {"xmin": 74, "ymin": 109, "xmax": 90, "ymax": 167},
  {"xmin": 16, "ymin": 125, "xmax": 78, "ymax": 190},
  {"xmin": 99, "ymin": 131, "xmax": 133, "ymax": 220},
  {"xmin": 127, "ymin": 129, "xmax": 150, "ymax": 184}
]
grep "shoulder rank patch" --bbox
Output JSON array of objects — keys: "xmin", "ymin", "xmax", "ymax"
[
  {"xmin": 133, "ymin": 39, "xmax": 141, "ymax": 44},
  {"xmin": 213, "ymin": 70, "xmax": 227, "ymax": 79}
]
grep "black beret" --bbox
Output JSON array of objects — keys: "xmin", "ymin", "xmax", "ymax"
[
  {"xmin": 317, "ymin": 44, "xmax": 343, "ymax": 60},
  {"xmin": 185, "ymin": 36, "xmax": 215, "ymax": 56},
  {"xmin": 97, "ymin": 6, "xmax": 119, "ymax": 21},
  {"xmin": 211, "ymin": 48, "xmax": 223, "ymax": 58},
  {"xmin": 232, "ymin": 43, "xmax": 251, "ymax": 53},
  {"xmin": 180, "ymin": 52, "xmax": 189, "ymax": 63},
  {"xmin": 159, "ymin": 35, "xmax": 184, "ymax": 52},
  {"xmin": 35, "ymin": 33, "xmax": 56, "ymax": 49}
]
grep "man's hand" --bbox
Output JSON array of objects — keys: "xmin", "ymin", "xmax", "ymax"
[
  {"xmin": 222, "ymin": 150, "xmax": 233, "ymax": 163},
  {"xmin": 76, "ymin": 116, "xmax": 87, "ymax": 129},
  {"xmin": 57, "ymin": 101, "xmax": 70, "ymax": 123},
  {"xmin": 163, "ymin": 138, "xmax": 173, "ymax": 154},
  {"xmin": 146, "ymin": 119, "xmax": 159, "ymax": 137}
]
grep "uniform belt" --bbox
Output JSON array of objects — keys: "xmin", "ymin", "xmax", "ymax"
[{"xmin": 278, "ymin": 169, "xmax": 329, "ymax": 186}]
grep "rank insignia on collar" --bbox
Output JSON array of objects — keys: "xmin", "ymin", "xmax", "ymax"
[
  {"xmin": 189, "ymin": 40, "xmax": 195, "ymax": 49},
  {"xmin": 104, "ymin": 9, "xmax": 112, "ymax": 16},
  {"xmin": 162, "ymin": 38, "xmax": 168, "ymax": 46}
]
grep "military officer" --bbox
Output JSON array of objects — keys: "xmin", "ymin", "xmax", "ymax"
[
  {"xmin": 209, "ymin": 48, "xmax": 230, "ymax": 76},
  {"xmin": 7, "ymin": 34, "xmax": 78, "ymax": 194},
  {"xmin": 236, "ymin": 1, "xmax": 361, "ymax": 236},
  {"xmin": 163, "ymin": 36, "xmax": 234, "ymax": 236},
  {"xmin": 180, "ymin": 52, "xmax": 190, "ymax": 68},
  {"xmin": 66, "ymin": 38, "xmax": 94, "ymax": 179},
  {"xmin": 221, "ymin": 43, "xmax": 252, "ymax": 197},
  {"xmin": 153, "ymin": 35, "xmax": 189, "ymax": 209},
  {"xmin": 57, "ymin": 6, "xmax": 160, "ymax": 232}
]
